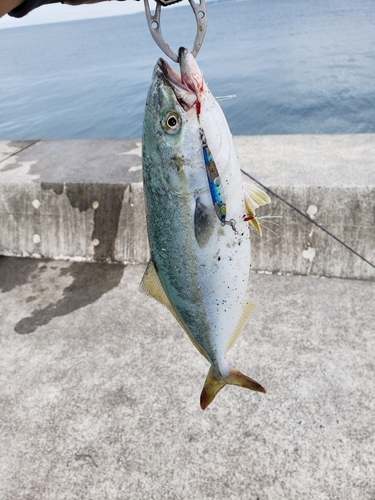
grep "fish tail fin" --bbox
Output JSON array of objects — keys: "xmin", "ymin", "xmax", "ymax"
[
  {"xmin": 200, "ymin": 366, "xmax": 266, "ymax": 410},
  {"xmin": 200, "ymin": 367, "xmax": 226, "ymax": 410}
]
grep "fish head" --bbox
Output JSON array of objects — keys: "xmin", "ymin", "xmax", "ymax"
[{"xmin": 142, "ymin": 49, "xmax": 207, "ymax": 195}]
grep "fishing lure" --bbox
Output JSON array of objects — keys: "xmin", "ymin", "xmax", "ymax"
[{"xmin": 199, "ymin": 127, "xmax": 227, "ymax": 223}]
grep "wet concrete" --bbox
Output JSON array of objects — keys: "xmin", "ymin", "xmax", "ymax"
[
  {"xmin": 0, "ymin": 259, "xmax": 374, "ymax": 499},
  {"xmin": 0, "ymin": 256, "xmax": 40, "ymax": 293},
  {"xmin": 12, "ymin": 261, "xmax": 125, "ymax": 334}
]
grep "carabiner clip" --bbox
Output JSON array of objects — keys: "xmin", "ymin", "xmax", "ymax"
[{"xmin": 144, "ymin": 0, "xmax": 207, "ymax": 63}]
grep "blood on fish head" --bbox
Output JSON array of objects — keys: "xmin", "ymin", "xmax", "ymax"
[
  {"xmin": 157, "ymin": 47, "xmax": 204, "ymax": 112},
  {"xmin": 178, "ymin": 47, "xmax": 205, "ymax": 96}
]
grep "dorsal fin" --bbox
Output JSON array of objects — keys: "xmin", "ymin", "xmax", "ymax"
[
  {"xmin": 226, "ymin": 301, "xmax": 256, "ymax": 351},
  {"xmin": 140, "ymin": 260, "xmax": 208, "ymax": 360}
]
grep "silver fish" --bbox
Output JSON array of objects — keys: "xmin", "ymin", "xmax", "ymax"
[{"xmin": 141, "ymin": 48, "xmax": 270, "ymax": 409}]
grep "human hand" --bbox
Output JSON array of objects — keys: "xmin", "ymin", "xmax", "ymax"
[
  {"xmin": 5, "ymin": 0, "xmax": 182, "ymax": 19},
  {"xmin": 62, "ymin": 0, "xmax": 128, "ymax": 5}
]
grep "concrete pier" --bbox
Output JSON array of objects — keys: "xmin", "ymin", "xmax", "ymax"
[
  {"xmin": 1, "ymin": 135, "xmax": 374, "ymax": 279},
  {"xmin": 1, "ymin": 135, "xmax": 374, "ymax": 498}
]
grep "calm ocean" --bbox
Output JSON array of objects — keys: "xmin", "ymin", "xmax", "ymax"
[{"xmin": 1, "ymin": 0, "xmax": 375, "ymax": 140}]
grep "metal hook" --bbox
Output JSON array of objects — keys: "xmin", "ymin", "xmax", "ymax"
[{"xmin": 144, "ymin": 0, "xmax": 207, "ymax": 62}]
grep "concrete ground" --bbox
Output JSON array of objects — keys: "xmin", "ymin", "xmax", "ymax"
[{"xmin": 1, "ymin": 257, "xmax": 374, "ymax": 499}]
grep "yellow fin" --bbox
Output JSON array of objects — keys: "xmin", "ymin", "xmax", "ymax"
[
  {"xmin": 250, "ymin": 216, "xmax": 262, "ymax": 235},
  {"xmin": 244, "ymin": 191, "xmax": 262, "ymax": 235},
  {"xmin": 243, "ymin": 182, "xmax": 271, "ymax": 208},
  {"xmin": 140, "ymin": 261, "xmax": 208, "ymax": 360},
  {"xmin": 244, "ymin": 191, "xmax": 256, "ymax": 217},
  {"xmin": 140, "ymin": 260, "xmax": 170, "ymax": 307},
  {"xmin": 243, "ymin": 183, "xmax": 271, "ymax": 236},
  {"xmin": 227, "ymin": 301, "xmax": 256, "ymax": 351},
  {"xmin": 200, "ymin": 366, "xmax": 266, "ymax": 410}
]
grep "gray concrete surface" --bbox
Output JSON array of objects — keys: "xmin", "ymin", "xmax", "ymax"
[
  {"xmin": 0, "ymin": 139, "xmax": 149, "ymax": 264},
  {"xmin": 1, "ymin": 135, "xmax": 374, "ymax": 280},
  {"xmin": 1, "ymin": 257, "xmax": 375, "ymax": 499}
]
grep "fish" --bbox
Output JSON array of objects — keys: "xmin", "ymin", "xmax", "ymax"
[{"xmin": 141, "ymin": 47, "xmax": 270, "ymax": 409}]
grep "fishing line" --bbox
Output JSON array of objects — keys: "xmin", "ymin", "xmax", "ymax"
[
  {"xmin": 0, "ymin": 140, "xmax": 40, "ymax": 164},
  {"xmin": 241, "ymin": 169, "xmax": 375, "ymax": 270},
  {"xmin": 215, "ymin": 95, "xmax": 237, "ymax": 101}
]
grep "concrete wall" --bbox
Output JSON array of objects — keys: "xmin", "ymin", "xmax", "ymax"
[{"xmin": 0, "ymin": 135, "xmax": 374, "ymax": 280}]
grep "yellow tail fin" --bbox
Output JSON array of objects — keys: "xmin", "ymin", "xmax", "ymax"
[{"xmin": 200, "ymin": 366, "xmax": 266, "ymax": 410}]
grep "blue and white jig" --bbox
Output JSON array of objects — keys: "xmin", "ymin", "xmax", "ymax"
[{"xmin": 199, "ymin": 127, "xmax": 227, "ymax": 224}]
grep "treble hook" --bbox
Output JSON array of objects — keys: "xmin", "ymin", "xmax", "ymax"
[{"xmin": 144, "ymin": 0, "xmax": 207, "ymax": 62}]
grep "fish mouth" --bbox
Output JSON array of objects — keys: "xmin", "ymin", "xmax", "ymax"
[{"xmin": 157, "ymin": 47, "xmax": 204, "ymax": 111}]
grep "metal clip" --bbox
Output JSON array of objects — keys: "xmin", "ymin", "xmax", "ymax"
[{"xmin": 144, "ymin": 0, "xmax": 207, "ymax": 62}]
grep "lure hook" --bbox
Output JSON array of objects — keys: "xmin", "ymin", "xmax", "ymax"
[
  {"xmin": 223, "ymin": 219, "xmax": 238, "ymax": 234},
  {"xmin": 144, "ymin": 0, "xmax": 207, "ymax": 62}
]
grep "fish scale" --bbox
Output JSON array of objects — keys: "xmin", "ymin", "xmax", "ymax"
[{"xmin": 141, "ymin": 48, "xmax": 269, "ymax": 409}]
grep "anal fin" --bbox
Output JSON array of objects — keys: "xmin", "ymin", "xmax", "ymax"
[{"xmin": 226, "ymin": 301, "xmax": 255, "ymax": 351}]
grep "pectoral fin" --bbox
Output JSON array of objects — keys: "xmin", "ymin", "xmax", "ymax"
[
  {"xmin": 200, "ymin": 366, "xmax": 266, "ymax": 410},
  {"xmin": 194, "ymin": 198, "xmax": 215, "ymax": 248}
]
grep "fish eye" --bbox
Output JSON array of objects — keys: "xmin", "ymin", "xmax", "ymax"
[
  {"xmin": 162, "ymin": 110, "xmax": 181, "ymax": 135},
  {"xmin": 168, "ymin": 116, "xmax": 177, "ymax": 127}
]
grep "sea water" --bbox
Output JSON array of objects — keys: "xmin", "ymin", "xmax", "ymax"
[{"xmin": 1, "ymin": 0, "xmax": 374, "ymax": 140}]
